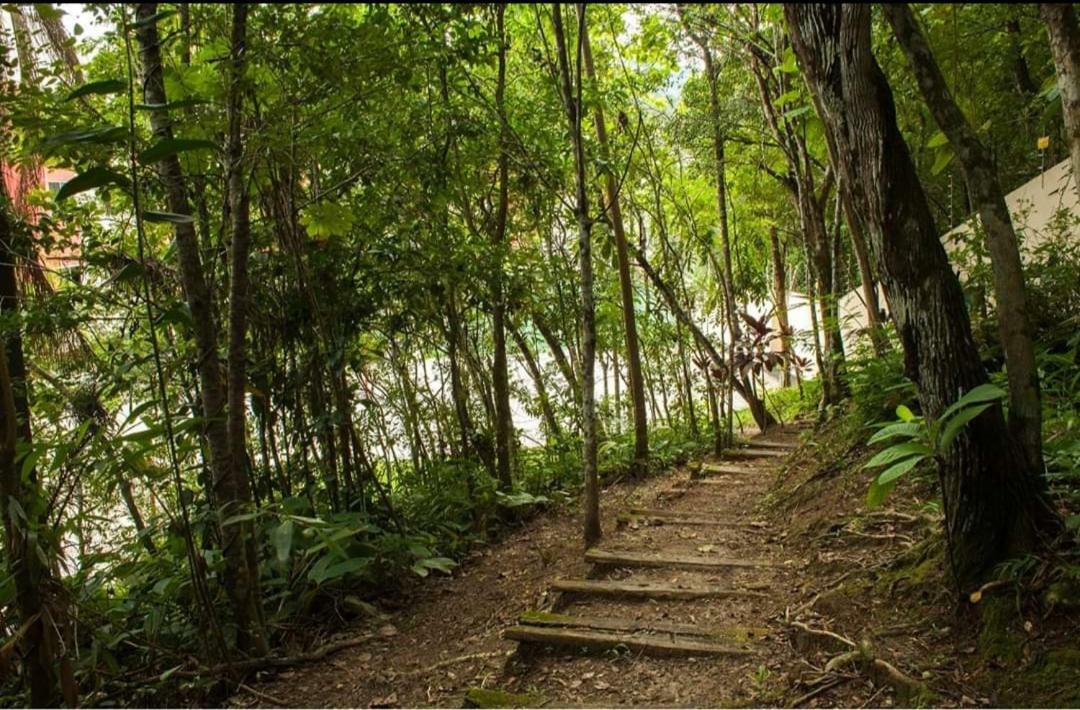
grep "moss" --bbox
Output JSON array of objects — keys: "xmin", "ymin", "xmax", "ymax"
[
  {"xmin": 999, "ymin": 647, "xmax": 1080, "ymax": 707},
  {"xmin": 977, "ymin": 596, "xmax": 1024, "ymax": 663},
  {"xmin": 463, "ymin": 687, "xmax": 544, "ymax": 709},
  {"xmin": 517, "ymin": 610, "xmax": 569, "ymax": 625},
  {"xmin": 872, "ymin": 540, "xmax": 941, "ymax": 595}
]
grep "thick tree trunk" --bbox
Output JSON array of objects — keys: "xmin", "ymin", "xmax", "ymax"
[
  {"xmin": 553, "ymin": 2, "xmax": 601, "ymax": 548},
  {"xmin": 886, "ymin": 3, "xmax": 1043, "ymax": 472},
  {"xmin": 1041, "ymin": 3, "xmax": 1080, "ymax": 200},
  {"xmin": 580, "ymin": 12, "xmax": 648, "ymax": 472},
  {"xmin": 786, "ymin": 3, "xmax": 1057, "ymax": 589},
  {"xmin": 0, "ymin": 193, "xmax": 63, "ymax": 707},
  {"xmin": 491, "ymin": 4, "xmax": 514, "ymax": 491},
  {"xmin": 135, "ymin": 3, "xmax": 265, "ymax": 654}
]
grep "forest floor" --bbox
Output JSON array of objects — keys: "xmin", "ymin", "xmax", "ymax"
[{"xmin": 232, "ymin": 417, "xmax": 1080, "ymax": 709}]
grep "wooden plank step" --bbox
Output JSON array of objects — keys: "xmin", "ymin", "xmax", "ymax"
[
  {"xmin": 585, "ymin": 548, "xmax": 775, "ymax": 570},
  {"xmin": 504, "ymin": 625, "xmax": 755, "ymax": 657},
  {"xmin": 723, "ymin": 447, "xmax": 786, "ymax": 460},
  {"xmin": 517, "ymin": 611, "xmax": 771, "ymax": 643},
  {"xmin": 698, "ymin": 463, "xmax": 752, "ymax": 477},
  {"xmin": 751, "ymin": 439, "xmax": 800, "ymax": 450},
  {"xmin": 549, "ymin": 578, "xmax": 768, "ymax": 600},
  {"xmin": 626, "ymin": 507, "xmax": 746, "ymax": 522},
  {"xmin": 696, "ymin": 477, "xmax": 759, "ymax": 487}
]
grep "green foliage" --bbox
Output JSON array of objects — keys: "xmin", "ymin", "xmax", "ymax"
[{"xmin": 863, "ymin": 384, "xmax": 1006, "ymax": 507}]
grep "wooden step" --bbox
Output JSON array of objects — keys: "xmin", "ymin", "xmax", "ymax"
[
  {"xmin": 585, "ymin": 548, "xmax": 775, "ymax": 571},
  {"xmin": 504, "ymin": 624, "xmax": 755, "ymax": 657},
  {"xmin": 696, "ymin": 477, "xmax": 760, "ymax": 487},
  {"xmin": 517, "ymin": 611, "xmax": 771, "ymax": 643},
  {"xmin": 625, "ymin": 507, "xmax": 747, "ymax": 523},
  {"xmin": 549, "ymin": 578, "xmax": 769, "ymax": 600},
  {"xmin": 722, "ymin": 447, "xmax": 786, "ymax": 460},
  {"xmin": 697, "ymin": 463, "xmax": 752, "ymax": 477},
  {"xmin": 750, "ymin": 439, "xmax": 800, "ymax": 450}
]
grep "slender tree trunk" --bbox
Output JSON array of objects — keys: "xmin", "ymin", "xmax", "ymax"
[
  {"xmin": 787, "ymin": 3, "xmax": 1058, "ymax": 589},
  {"xmin": 840, "ymin": 183, "xmax": 888, "ymax": 356},
  {"xmin": 553, "ymin": 2, "xmax": 601, "ymax": 548},
  {"xmin": 769, "ymin": 226, "xmax": 792, "ymax": 387},
  {"xmin": 491, "ymin": 4, "xmax": 514, "ymax": 491},
  {"xmin": 135, "ymin": 2, "xmax": 266, "ymax": 654},
  {"xmin": 1041, "ymin": 3, "xmax": 1080, "ymax": 200},
  {"xmin": 509, "ymin": 317, "xmax": 561, "ymax": 441},
  {"xmin": 629, "ymin": 243, "xmax": 776, "ymax": 430},
  {"xmin": 580, "ymin": 11, "xmax": 648, "ymax": 472},
  {"xmin": 886, "ymin": 3, "xmax": 1043, "ymax": 472}
]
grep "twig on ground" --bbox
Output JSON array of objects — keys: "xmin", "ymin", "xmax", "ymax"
[
  {"xmin": 401, "ymin": 650, "xmax": 506, "ymax": 677},
  {"xmin": 237, "ymin": 682, "xmax": 290, "ymax": 707}
]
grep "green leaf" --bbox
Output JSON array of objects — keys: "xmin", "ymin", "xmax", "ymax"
[
  {"xmin": 867, "ymin": 421, "xmax": 922, "ymax": 445},
  {"xmin": 931, "ymin": 148, "xmax": 955, "ymax": 175},
  {"xmin": 41, "ymin": 126, "xmax": 126, "ymax": 148},
  {"xmin": 138, "ymin": 138, "xmax": 217, "ymax": 164},
  {"xmin": 938, "ymin": 402, "xmax": 994, "ymax": 450},
  {"xmin": 143, "ymin": 210, "xmax": 194, "ymax": 224},
  {"xmin": 863, "ymin": 442, "xmax": 933, "ymax": 469},
  {"xmin": 55, "ymin": 167, "xmax": 129, "ymax": 201},
  {"xmin": 927, "ymin": 131, "xmax": 949, "ymax": 149},
  {"xmin": 876, "ymin": 454, "xmax": 926, "ymax": 486},
  {"xmin": 273, "ymin": 520, "xmax": 294, "ymax": 564},
  {"xmin": 66, "ymin": 79, "xmax": 127, "ymax": 101},
  {"xmin": 866, "ymin": 476, "xmax": 897, "ymax": 509},
  {"xmin": 940, "ymin": 383, "xmax": 1005, "ymax": 421},
  {"xmin": 895, "ymin": 404, "xmax": 917, "ymax": 422}
]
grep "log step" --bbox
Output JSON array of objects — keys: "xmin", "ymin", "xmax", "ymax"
[
  {"xmin": 698, "ymin": 463, "xmax": 752, "ymax": 477},
  {"xmin": 504, "ymin": 624, "xmax": 755, "ymax": 657},
  {"xmin": 750, "ymin": 439, "xmax": 799, "ymax": 450},
  {"xmin": 549, "ymin": 578, "xmax": 768, "ymax": 600},
  {"xmin": 722, "ymin": 447, "xmax": 786, "ymax": 460},
  {"xmin": 585, "ymin": 548, "xmax": 775, "ymax": 571},
  {"xmin": 517, "ymin": 611, "xmax": 771, "ymax": 643},
  {"xmin": 620, "ymin": 508, "xmax": 768, "ymax": 529}
]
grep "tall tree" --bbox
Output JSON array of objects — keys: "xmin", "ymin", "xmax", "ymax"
[
  {"xmin": 134, "ymin": 2, "xmax": 266, "ymax": 655},
  {"xmin": 885, "ymin": 2, "xmax": 1043, "ymax": 472},
  {"xmin": 552, "ymin": 2, "xmax": 601, "ymax": 547},
  {"xmin": 785, "ymin": 3, "xmax": 1057, "ymax": 589},
  {"xmin": 491, "ymin": 3, "xmax": 515, "ymax": 491},
  {"xmin": 579, "ymin": 9, "xmax": 648, "ymax": 472},
  {"xmin": 1041, "ymin": 4, "xmax": 1080, "ymax": 201}
]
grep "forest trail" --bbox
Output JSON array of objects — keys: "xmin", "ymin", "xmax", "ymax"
[{"xmin": 234, "ymin": 426, "xmax": 810, "ymax": 708}]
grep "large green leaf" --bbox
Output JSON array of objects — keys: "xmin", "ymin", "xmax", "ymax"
[
  {"xmin": 876, "ymin": 454, "xmax": 926, "ymax": 486},
  {"xmin": 66, "ymin": 79, "xmax": 127, "ymax": 101},
  {"xmin": 940, "ymin": 383, "xmax": 1005, "ymax": 421},
  {"xmin": 863, "ymin": 442, "xmax": 933, "ymax": 469},
  {"xmin": 138, "ymin": 138, "xmax": 217, "ymax": 164},
  {"xmin": 273, "ymin": 520, "xmax": 294, "ymax": 565},
  {"xmin": 56, "ymin": 167, "xmax": 129, "ymax": 200},
  {"xmin": 938, "ymin": 402, "xmax": 994, "ymax": 450},
  {"xmin": 867, "ymin": 421, "xmax": 922, "ymax": 445}
]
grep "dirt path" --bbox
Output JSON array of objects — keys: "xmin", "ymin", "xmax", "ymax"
[{"xmin": 233, "ymin": 428, "xmax": 809, "ymax": 708}]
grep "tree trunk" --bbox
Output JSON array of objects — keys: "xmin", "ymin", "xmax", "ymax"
[
  {"xmin": 840, "ymin": 183, "xmax": 888, "ymax": 356},
  {"xmin": 629, "ymin": 244, "xmax": 775, "ymax": 431},
  {"xmin": 553, "ymin": 2, "xmax": 601, "ymax": 548},
  {"xmin": 580, "ymin": 11, "xmax": 648, "ymax": 472},
  {"xmin": 491, "ymin": 4, "xmax": 514, "ymax": 491},
  {"xmin": 509, "ymin": 317, "xmax": 561, "ymax": 441},
  {"xmin": 1041, "ymin": 3, "xmax": 1080, "ymax": 200},
  {"xmin": 786, "ymin": 3, "xmax": 1057, "ymax": 589},
  {"xmin": 886, "ymin": 2, "xmax": 1043, "ymax": 472},
  {"xmin": 135, "ymin": 2, "xmax": 266, "ymax": 654},
  {"xmin": 0, "ymin": 191, "xmax": 64, "ymax": 707},
  {"xmin": 769, "ymin": 226, "xmax": 792, "ymax": 387}
]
